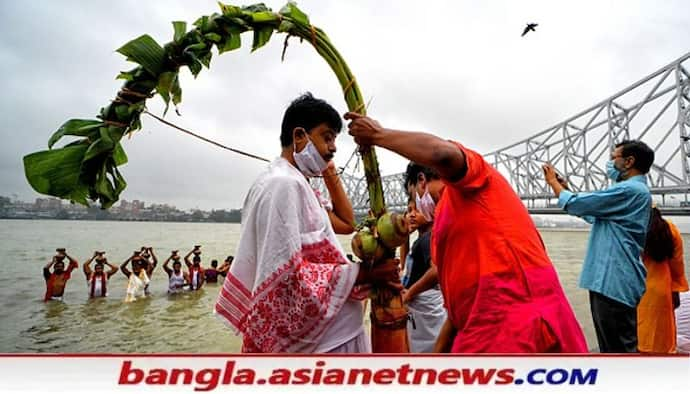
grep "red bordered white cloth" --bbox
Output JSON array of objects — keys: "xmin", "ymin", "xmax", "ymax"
[{"xmin": 215, "ymin": 158, "xmax": 367, "ymax": 353}]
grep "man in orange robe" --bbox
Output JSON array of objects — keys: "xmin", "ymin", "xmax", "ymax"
[{"xmin": 346, "ymin": 112, "xmax": 587, "ymax": 353}]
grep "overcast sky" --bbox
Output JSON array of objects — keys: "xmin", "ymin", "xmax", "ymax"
[{"xmin": 1, "ymin": 0, "xmax": 688, "ymax": 210}]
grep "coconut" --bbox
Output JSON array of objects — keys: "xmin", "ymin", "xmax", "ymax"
[
  {"xmin": 376, "ymin": 212, "xmax": 408, "ymax": 248},
  {"xmin": 351, "ymin": 227, "xmax": 379, "ymax": 262}
]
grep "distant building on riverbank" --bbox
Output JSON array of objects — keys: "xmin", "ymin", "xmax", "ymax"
[
  {"xmin": 0, "ymin": 195, "xmax": 594, "ymax": 229},
  {"xmin": 0, "ymin": 196, "xmax": 241, "ymax": 223}
]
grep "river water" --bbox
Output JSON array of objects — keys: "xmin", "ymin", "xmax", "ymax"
[{"xmin": 1, "ymin": 219, "xmax": 688, "ymax": 353}]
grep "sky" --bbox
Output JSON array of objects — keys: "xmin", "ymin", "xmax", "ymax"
[{"xmin": 1, "ymin": 0, "xmax": 688, "ymax": 210}]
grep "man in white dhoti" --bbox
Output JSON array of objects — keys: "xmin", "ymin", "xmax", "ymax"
[
  {"xmin": 214, "ymin": 93, "xmax": 401, "ymax": 353},
  {"xmin": 121, "ymin": 252, "xmax": 150, "ymax": 303}
]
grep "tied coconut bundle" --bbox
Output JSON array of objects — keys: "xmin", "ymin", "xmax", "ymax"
[
  {"xmin": 22, "ymin": 2, "xmax": 408, "ymax": 352},
  {"xmin": 352, "ymin": 212, "xmax": 411, "ymax": 353}
]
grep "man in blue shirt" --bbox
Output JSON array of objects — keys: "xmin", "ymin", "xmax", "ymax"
[{"xmin": 543, "ymin": 140, "xmax": 654, "ymax": 352}]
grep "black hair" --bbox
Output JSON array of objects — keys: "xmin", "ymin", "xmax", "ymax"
[
  {"xmin": 280, "ymin": 92, "xmax": 342, "ymax": 147},
  {"xmin": 193, "ymin": 255, "xmax": 201, "ymax": 262},
  {"xmin": 644, "ymin": 207, "xmax": 675, "ymax": 262},
  {"xmin": 615, "ymin": 140, "xmax": 654, "ymax": 174},
  {"xmin": 404, "ymin": 162, "xmax": 441, "ymax": 188},
  {"xmin": 226, "ymin": 255, "xmax": 234, "ymax": 262},
  {"xmin": 211, "ymin": 259, "xmax": 218, "ymax": 267}
]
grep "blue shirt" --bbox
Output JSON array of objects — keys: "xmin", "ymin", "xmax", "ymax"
[{"xmin": 557, "ymin": 175, "xmax": 651, "ymax": 307}]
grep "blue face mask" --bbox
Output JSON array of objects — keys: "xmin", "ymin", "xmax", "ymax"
[{"xmin": 606, "ymin": 160, "xmax": 621, "ymax": 182}]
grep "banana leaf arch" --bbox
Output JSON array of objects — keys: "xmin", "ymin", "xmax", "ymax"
[{"xmin": 22, "ymin": 1, "xmax": 408, "ymax": 353}]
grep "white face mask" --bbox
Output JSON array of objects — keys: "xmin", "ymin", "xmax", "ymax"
[
  {"xmin": 415, "ymin": 187, "xmax": 436, "ymax": 222},
  {"xmin": 293, "ymin": 135, "xmax": 329, "ymax": 177}
]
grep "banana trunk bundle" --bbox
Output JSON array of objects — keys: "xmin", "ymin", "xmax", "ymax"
[{"xmin": 22, "ymin": 2, "xmax": 408, "ymax": 353}]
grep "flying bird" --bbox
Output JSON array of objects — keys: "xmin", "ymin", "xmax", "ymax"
[{"xmin": 521, "ymin": 23, "xmax": 538, "ymax": 37}]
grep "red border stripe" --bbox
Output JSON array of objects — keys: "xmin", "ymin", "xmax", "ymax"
[{"xmin": 0, "ymin": 353, "xmax": 687, "ymax": 358}]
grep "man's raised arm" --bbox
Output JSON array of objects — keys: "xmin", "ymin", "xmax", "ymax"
[
  {"xmin": 120, "ymin": 256, "xmax": 132, "ymax": 278},
  {"xmin": 83, "ymin": 252, "xmax": 96, "ymax": 278},
  {"xmin": 323, "ymin": 161, "xmax": 355, "ymax": 234},
  {"xmin": 345, "ymin": 112, "xmax": 467, "ymax": 182}
]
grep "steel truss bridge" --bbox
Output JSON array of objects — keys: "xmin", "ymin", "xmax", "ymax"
[{"xmin": 314, "ymin": 52, "xmax": 690, "ymax": 215}]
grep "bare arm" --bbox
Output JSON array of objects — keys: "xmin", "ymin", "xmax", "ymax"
[
  {"xmin": 149, "ymin": 247, "xmax": 158, "ymax": 266},
  {"xmin": 162, "ymin": 256, "xmax": 173, "ymax": 276},
  {"xmin": 43, "ymin": 257, "xmax": 55, "ymax": 280},
  {"xmin": 64, "ymin": 254, "xmax": 79, "ymax": 273},
  {"xmin": 44, "ymin": 257, "xmax": 56, "ymax": 270},
  {"xmin": 322, "ymin": 162, "xmax": 355, "ymax": 234},
  {"xmin": 433, "ymin": 318, "xmax": 456, "ymax": 353},
  {"xmin": 403, "ymin": 265, "xmax": 438, "ymax": 304},
  {"xmin": 120, "ymin": 257, "xmax": 132, "ymax": 278},
  {"xmin": 83, "ymin": 253, "xmax": 96, "ymax": 278},
  {"xmin": 105, "ymin": 262, "xmax": 119, "ymax": 278},
  {"xmin": 328, "ymin": 211, "xmax": 355, "ymax": 234},
  {"xmin": 146, "ymin": 261, "xmax": 155, "ymax": 276},
  {"xmin": 184, "ymin": 249, "xmax": 193, "ymax": 268},
  {"xmin": 345, "ymin": 113, "xmax": 467, "ymax": 182}
]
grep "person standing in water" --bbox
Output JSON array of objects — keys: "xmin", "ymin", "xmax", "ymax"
[
  {"xmin": 140, "ymin": 246, "xmax": 157, "ymax": 296},
  {"xmin": 121, "ymin": 251, "xmax": 150, "ymax": 302},
  {"xmin": 43, "ymin": 248, "xmax": 79, "ymax": 302},
  {"xmin": 205, "ymin": 260, "xmax": 221, "ymax": 284},
  {"xmin": 83, "ymin": 251, "xmax": 118, "ymax": 298},
  {"xmin": 217, "ymin": 256, "xmax": 233, "ymax": 278},
  {"xmin": 184, "ymin": 246, "xmax": 205, "ymax": 291},
  {"xmin": 163, "ymin": 250, "xmax": 188, "ymax": 294}
]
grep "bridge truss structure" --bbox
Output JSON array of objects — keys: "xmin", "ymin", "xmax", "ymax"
[
  {"xmin": 314, "ymin": 52, "xmax": 690, "ymax": 216},
  {"xmin": 313, "ymin": 171, "xmax": 410, "ymax": 216}
]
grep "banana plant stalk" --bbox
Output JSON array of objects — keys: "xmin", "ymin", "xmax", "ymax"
[{"xmin": 22, "ymin": 2, "xmax": 408, "ymax": 352}]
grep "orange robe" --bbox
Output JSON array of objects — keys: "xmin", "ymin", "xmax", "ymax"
[
  {"xmin": 637, "ymin": 221, "xmax": 689, "ymax": 353},
  {"xmin": 432, "ymin": 143, "xmax": 587, "ymax": 353}
]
